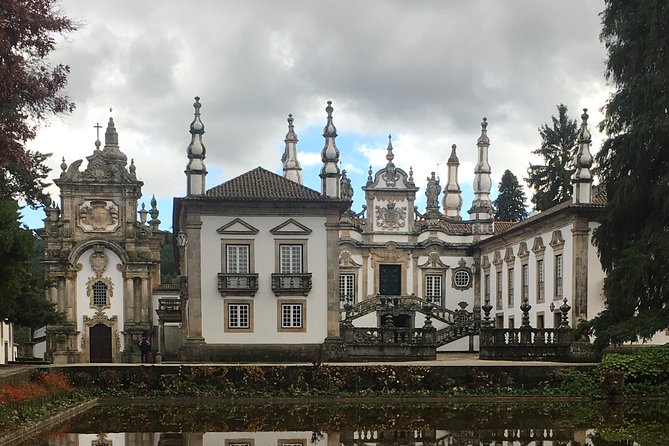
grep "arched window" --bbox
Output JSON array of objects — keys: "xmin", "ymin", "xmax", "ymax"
[{"xmin": 92, "ymin": 281, "xmax": 108, "ymax": 306}]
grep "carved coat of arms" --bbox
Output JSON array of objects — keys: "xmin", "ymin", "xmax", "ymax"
[
  {"xmin": 79, "ymin": 200, "xmax": 119, "ymax": 232},
  {"xmin": 376, "ymin": 202, "xmax": 407, "ymax": 230}
]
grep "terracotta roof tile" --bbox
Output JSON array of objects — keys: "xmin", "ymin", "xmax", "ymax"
[
  {"xmin": 205, "ymin": 167, "xmax": 326, "ymax": 201},
  {"xmin": 440, "ymin": 221, "xmax": 473, "ymax": 235},
  {"xmin": 492, "ymin": 221, "xmax": 517, "ymax": 234}
]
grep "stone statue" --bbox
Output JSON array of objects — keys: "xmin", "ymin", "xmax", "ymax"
[{"xmin": 426, "ymin": 172, "xmax": 441, "ymax": 208}]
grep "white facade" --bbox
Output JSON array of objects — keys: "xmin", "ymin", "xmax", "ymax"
[
  {"xmin": 0, "ymin": 321, "xmax": 15, "ymax": 364},
  {"xmin": 199, "ymin": 214, "xmax": 329, "ymax": 344}
]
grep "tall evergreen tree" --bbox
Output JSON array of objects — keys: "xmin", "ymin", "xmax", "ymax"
[
  {"xmin": 0, "ymin": 198, "xmax": 62, "ymax": 328},
  {"xmin": 525, "ymin": 104, "xmax": 579, "ymax": 211},
  {"xmin": 493, "ymin": 170, "xmax": 528, "ymax": 222},
  {"xmin": 588, "ymin": 1, "xmax": 669, "ymax": 347}
]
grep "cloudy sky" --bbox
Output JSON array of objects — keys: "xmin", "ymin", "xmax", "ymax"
[{"xmin": 23, "ymin": 0, "xmax": 611, "ymax": 229}]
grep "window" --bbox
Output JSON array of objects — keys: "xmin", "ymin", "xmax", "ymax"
[
  {"xmin": 227, "ymin": 244, "xmax": 249, "ymax": 273},
  {"xmin": 521, "ymin": 264, "xmax": 529, "ymax": 302},
  {"xmin": 537, "ymin": 259, "xmax": 545, "ymax": 302},
  {"xmin": 281, "ymin": 303, "xmax": 303, "ymax": 328},
  {"xmin": 508, "ymin": 268, "xmax": 515, "ymax": 306},
  {"xmin": 508, "ymin": 316, "xmax": 515, "ymax": 329},
  {"xmin": 496, "ymin": 272, "xmax": 502, "ymax": 308},
  {"xmin": 453, "ymin": 270, "xmax": 470, "ymax": 288},
  {"xmin": 339, "ymin": 274, "xmax": 355, "ymax": 307},
  {"xmin": 280, "ymin": 245, "xmax": 303, "ymax": 273},
  {"xmin": 425, "ymin": 274, "xmax": 443, "ymax": 305},
  {"xmin": 92, "ymin": 281, "xmax": 108, "ymax": 306},
  {"xmin": 555, "ymin": 254, "xmax": 563, "ymax": 297},
  {"xmin": 227, "ymin": 303, "xmax": 250, "ymax": 329}
]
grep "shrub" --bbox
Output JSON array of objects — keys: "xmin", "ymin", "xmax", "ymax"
[{"xmin": 597, "ymin": 344, "xmax": 669, "ymax": 384}]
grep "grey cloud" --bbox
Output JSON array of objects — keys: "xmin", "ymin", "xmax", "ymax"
[{"xmin": 44, "ymin": 0, "xmax": 608, "ymax": 205}]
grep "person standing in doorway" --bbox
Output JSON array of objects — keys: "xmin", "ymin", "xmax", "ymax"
[{"xmin": 139, "ymin": 334, "xmax": 151, "ymax": 363}]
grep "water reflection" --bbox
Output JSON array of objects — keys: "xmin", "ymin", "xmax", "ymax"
[{"xmin": 30, "ymin": 401, "xmax": 669, "ymax": 446}]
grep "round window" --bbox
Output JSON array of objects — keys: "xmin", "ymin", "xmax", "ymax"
[{"xmin": 454, "ymin": 270, "xmax": 470, "ymax": 288}]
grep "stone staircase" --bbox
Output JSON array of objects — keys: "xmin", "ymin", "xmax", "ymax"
[{"xmin": 341, "ymin": 295, "xmax": 480, "ymax": 347}]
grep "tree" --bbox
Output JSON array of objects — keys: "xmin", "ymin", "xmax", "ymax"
[
  {"xmin": 160, "ymin": 232, "xmax": 179, "ymax": 284},
  {"xmin": 588, "ymin": 1, "xmax": 669, "ymax": 348},
  {"xmin": 0, "ymin": 0, "xmax": 76, "ymax": 205},
  {"xmin": 493, "ymin": 170, "xmax": 528, "ymax": 222},
  {"xmin": 0, "ymin": 197, "xmax": 62, "ymax": 328},
  {"xmin": 525, "ymin": 104, "xmax": 579, "ymax": 211}
]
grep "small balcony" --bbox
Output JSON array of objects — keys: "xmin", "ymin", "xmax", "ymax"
[
  {"xmin": 271, "ymin": 273, "xmax": 312, "ymax": 296},
  {"xmin": 156, "ymin": 298, "xmax": 182, "ymax": 323},
  {"xmin": 217, "ymin": 273, "xmax": 259, "ymax": 296}
]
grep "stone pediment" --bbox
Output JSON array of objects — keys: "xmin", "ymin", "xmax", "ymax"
[
  {"xmin": 216, "ymin": 218, "xmax": 259, "ymax": 235},
  {"xmin": 418, "ymin": 251, "xmax": 449, "ymax": 269},
  {"xmin": 365, "ymin": 166, "xmax": 418, "ymax": 191},
  {"xmin": 60, "ymin": 151, "xmax": 138, "ymax": 184},
  {"xmin": 270, "ymin": 218, "xmax": 312, "ymax": 235}
]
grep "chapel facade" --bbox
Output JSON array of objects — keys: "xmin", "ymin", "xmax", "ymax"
[{"xmin": 38, "ymin": 118, "xmax": 165, "ymax": 363}]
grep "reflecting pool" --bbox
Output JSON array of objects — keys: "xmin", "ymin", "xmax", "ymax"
[{"xmin": 21, "ymin": 400, "xmax": 669, "ymax": 445}]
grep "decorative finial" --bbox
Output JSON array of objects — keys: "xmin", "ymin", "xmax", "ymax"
[
  {"xmin": 386, "ymin": 134, "xmax": 394, "ymax": 164},
  {"xmin": 283, "ymin": 113, "xmax": 302, "ymax": 184},
  {"xmin": 323, "ymin": 100, "xmax": 337, "ymax": 137},
  {"xmin": 94, "ymin": 122, "xmax": 102, "ymax": 149},
  {"xmin": 409, "ymin": 166, "xmax": 414, "ymax": 183},
  {"xmin": 448, "ymin": 144, "xmax": 459, "ymax": 163},
  {"xmin": 189, "ymin": 96, "xmax": 205, "ymax": 135},
  {"xmin": 578, "ymin": 108, "xmax": 592, "ymax": 143},
  {"xmin": 285, "ymin": 113, "xmax": 297, "ymax": 142},
  {"xmin": 368, "ymin": 165, "xmax": 373, "ymax": 182},
  {"xmin": 138, "ymin": 202, "xmax": 148, "ymax": 225},
  {"xmin": 129, "ymin": 158, "xmax": 136, "ymax": 175},
  {"xmin": 104, "ymin": 117, "xmax": 119, "ymax": 146},
  {"xmin": 60, "ymin": 157, "xmax": 67, "ymax": 172},
  {"xmin": 149, "ymin": 194, "xmax": 160, "ymax": 224},
  {"xmin": 477, "ymin": 117, "xmax": 490, "ymax": 146}
]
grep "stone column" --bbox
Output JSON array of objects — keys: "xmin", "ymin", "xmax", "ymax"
[
  {"xmin": 185, "ymin": 218, "xmax": 204, "ymax": 342},
  {"xmin": 571, "ymin": 218, "xmax": 590, "ymax": 322},
  {"xmin": 141, "ymin": 276, "xmax": 150, "ymax": 322},
  {"xmin": 326, "ymin": 214, "xmax": 342, "ymax": 338},
  {"xmin": 124, "ymin": 277, "xmax": 134, "ymax": 322}
]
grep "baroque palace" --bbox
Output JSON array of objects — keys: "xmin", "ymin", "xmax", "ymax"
[{"xmin": 37, "ymin": 98, "xmax": 669, "ymax": 363}]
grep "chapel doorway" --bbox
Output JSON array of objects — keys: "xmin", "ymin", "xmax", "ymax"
[
  {"xmin": 379, "ymin": 264, "xmax": 402, "ymax": 295},
  {"xmin": 89, "ymin": 323, "xmax": 112, "ymax": 363}
]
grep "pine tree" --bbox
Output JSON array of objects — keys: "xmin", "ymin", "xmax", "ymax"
[
  {"xmin": 493, "ymin": 170, "xmax": 528, "ymax": 222},
  {"xmin": 588, "ymin": 1, "xmax": 669, "ymax": 347},
  {"xmin": 525, "ymin": 104, "xmax": 579, "ymax": 211},
  {"xmin": 0, "ymin": 198, "xmax": 62, "ymax": 327}
]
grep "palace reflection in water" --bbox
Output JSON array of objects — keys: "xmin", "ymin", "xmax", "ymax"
[
  {"xmin": 46, "ymin": 428, "xmax": 597, "ymax": 446},
  {"xmin": 33, "ymin": 402, "xmax": 666, "ymax": 446}
]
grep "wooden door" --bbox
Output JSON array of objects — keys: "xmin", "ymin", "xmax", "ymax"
[
  {"xmin": 379, "ymin": 264, "xmax": 402, "ymax": 295},
  {"xmin": 89, "ymin": 324, "xmax": 112, "ymax": 363}
]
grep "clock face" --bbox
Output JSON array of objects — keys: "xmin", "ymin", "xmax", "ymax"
[{"xmin": 78, "ymin": 199, "xmax": 120, "ymax": 233}]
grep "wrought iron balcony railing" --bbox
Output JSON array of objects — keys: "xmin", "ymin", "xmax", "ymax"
[
  {"xmin": 271, "ymin": 273, "xmax": 312, "ymax": 296},
  {"xmin": 217, "ymin": 273, "xmax": 259, "ymax": 296}
]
